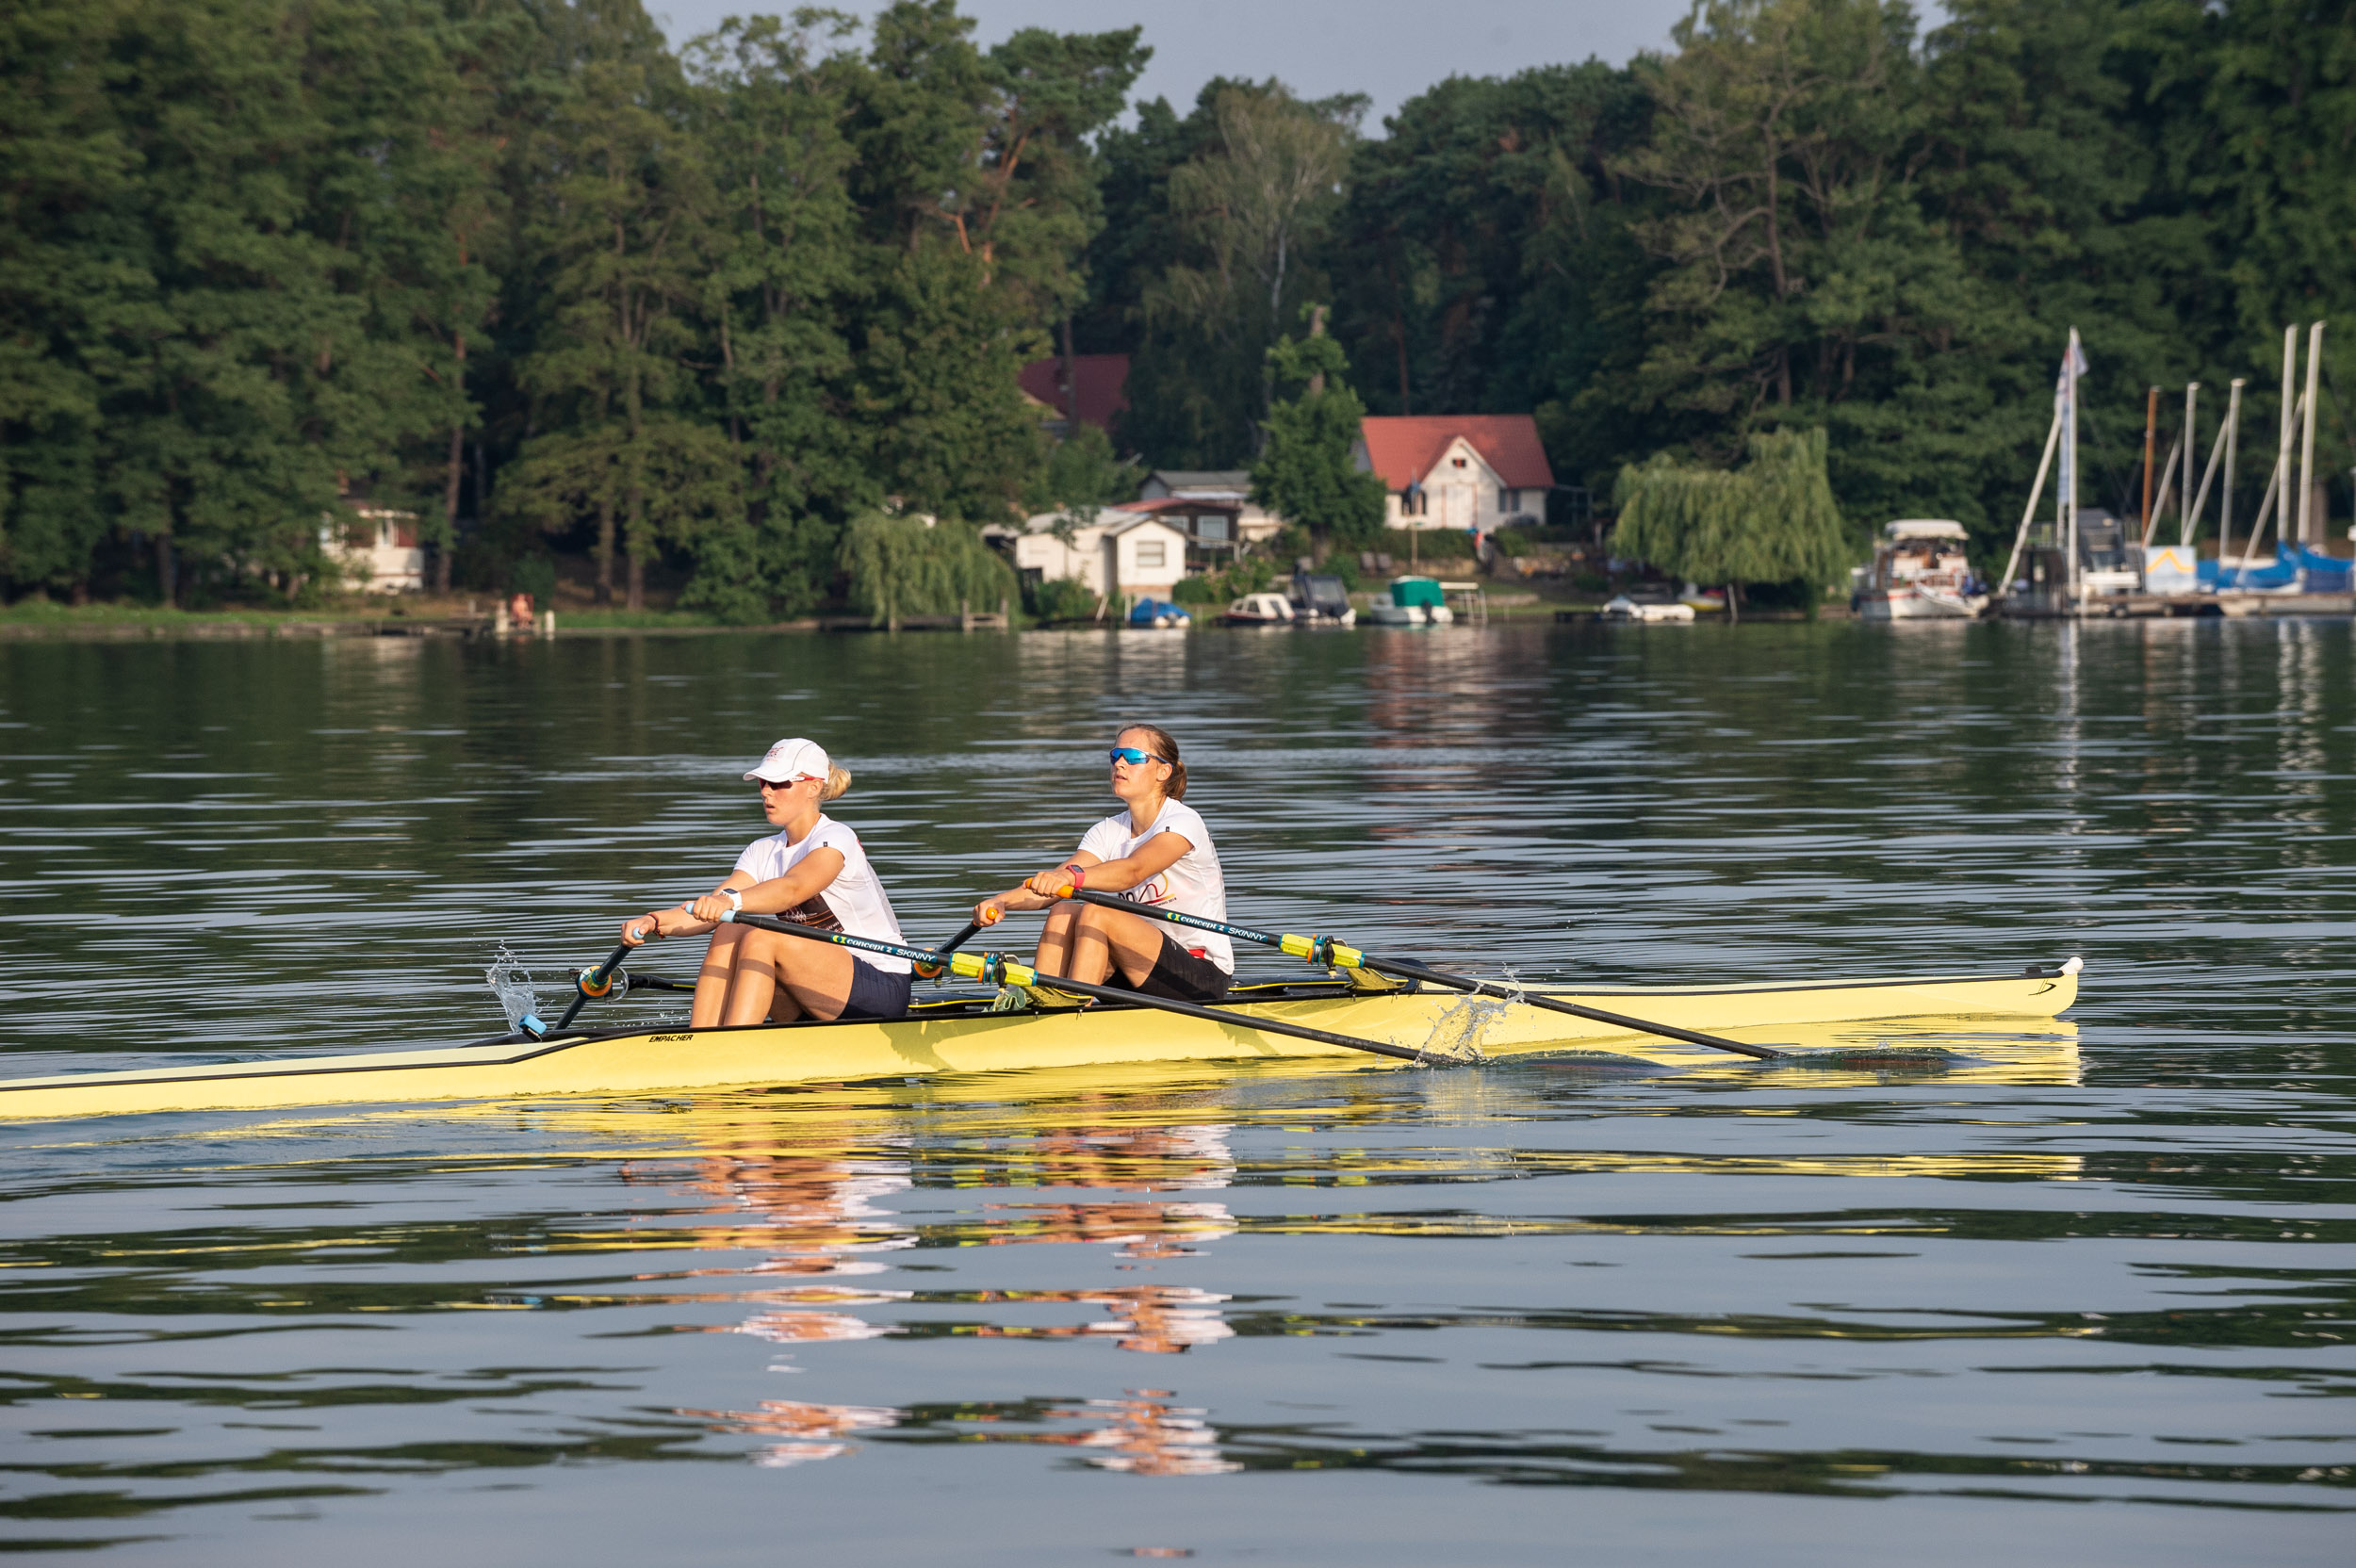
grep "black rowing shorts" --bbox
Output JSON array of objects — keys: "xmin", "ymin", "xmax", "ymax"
[{"xmin": 1107, "ymin": 932, "xmax": 1233, "ymax": 1004}]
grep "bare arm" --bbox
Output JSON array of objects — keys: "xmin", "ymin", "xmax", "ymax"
[
  {"xmin": 621, "ymin": 850, "xmax": 847, "ymax": 947},
  {"xmin": 973, "ymin": 848, "xmax": 1104, "ymax": 923}
]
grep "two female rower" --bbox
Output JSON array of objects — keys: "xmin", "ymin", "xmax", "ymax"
[
  {"xmin": 976, "ymin": 724, "xmax": 1234, "ymax": 1003},
  {"xmin": 619, "ymin": 738, "xmax": 912, "ymax": 1025}
]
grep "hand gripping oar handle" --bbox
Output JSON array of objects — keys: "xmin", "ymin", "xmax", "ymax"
[
  {"xmin": 553, "ymin": 942, "xmax": 634, "ymax": 1031},
  {"xmin": 914, "ymin": 908, "xmax": 998, "ymax": 979},
  {"xmin": 722, "ymin": 910, "xmax": 1434, "ymax": 1065},
  {"xmin": 1054, "ymin": 887, "xmax": 1786, "ymax": 1062}
]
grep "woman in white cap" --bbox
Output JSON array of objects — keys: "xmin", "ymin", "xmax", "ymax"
[
  {"xmin": 619, "ymin": 739, "xmax": 913, "ymax": 1025},
  {"xmin": 973, "ymin": 723, "xmax": 1232, "ymax": 1003}
]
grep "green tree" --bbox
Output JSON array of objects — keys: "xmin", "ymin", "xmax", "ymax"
[
  {"xmin": 1124, "ymin": 82, "xmax": 1361, "ymax": 466},
  {"xmin": 1250, "ymin": 316, "xmax": 1386, "ymax": 550},
  {"xmin": 499, "ymin": 0, "xmax": 731, "ymax": 609},
  {"xmin": 682, "ymin": 13, "xmax": 859, "ymax": 617},
  {"xmin": 1612, "ymin": 425, "xmax": 1848, "ymax": 609},
  {"xmin": 838, "ymin": 510, "xmax": 1017, "ymax": 629},
  {"xmin": 837, "ymin": 3, "xmax": 1144, "ymax": 521}
]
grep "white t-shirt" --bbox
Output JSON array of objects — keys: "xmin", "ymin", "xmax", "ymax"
[
  {"xmin": 732, "ymin": 815, "xmax": 910, "ymax": 973},
  {"xmin": 1077, "ymin": 798, "xmax": 1233, "ymax": 973}
]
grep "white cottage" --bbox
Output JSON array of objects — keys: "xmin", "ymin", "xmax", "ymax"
[
  {"xmin": 320, "ymin": 498, "xmax": 425, "ymax": 592},
  {"xmin": 990, "ymin": 504, "xmax": 1190, "ymax": 602},
  {"xmin": 1354, "ymin": 416, "xmax": 1555, "ymax": 532}
]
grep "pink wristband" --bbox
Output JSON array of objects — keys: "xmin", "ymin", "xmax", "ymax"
[{"xmin": 1060, "ymin": 863, "xmax": 1088, "ymax": 890}]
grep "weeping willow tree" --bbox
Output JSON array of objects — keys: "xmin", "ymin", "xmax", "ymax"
[
  {"xmin": 1612, "ymin": 428, "xmax": 1849, "ymax": 616},
  {"xmin": 839, "ymin": 513, "xmax": 1019, "ymax": 630}
]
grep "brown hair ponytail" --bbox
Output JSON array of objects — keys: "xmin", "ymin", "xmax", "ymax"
[{"xmin": 1121, "ymin": 723, "xmax": 1186, "ymax": 801}]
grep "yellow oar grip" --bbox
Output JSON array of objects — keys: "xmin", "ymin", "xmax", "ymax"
[
  {"xmin": 1332, "ymin": 942, "xmax": 1364, "ymax": 968},
  {"xmin": 949, "ymin": 952, "xmax": 989, "ymax": 980},
  {"xmin": 1279, "ymin": 934, "xmax": 1315, "ymax": 959}
]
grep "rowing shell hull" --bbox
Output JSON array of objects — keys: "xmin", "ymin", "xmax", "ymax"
[{"xmin": 0, "ymin": 967, "xmax": 2079, "ymax": 1120}]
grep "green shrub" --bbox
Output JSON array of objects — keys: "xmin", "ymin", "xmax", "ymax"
[{"xmin": 1025, "ymin": 575, "xmax": 1098, "ymax": 622}]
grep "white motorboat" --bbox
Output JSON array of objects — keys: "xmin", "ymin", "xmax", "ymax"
[
  {"xmin": 1855, "ymin": 520, "xmax": 1988, "ymax": 619},
  {"xmin": 1601, "ymin": 596, "xmax": 1695, "ymax": 623},
  {"xmin": 1220, "ymin": 592, "xmax": 1294, "ymax": 627}
]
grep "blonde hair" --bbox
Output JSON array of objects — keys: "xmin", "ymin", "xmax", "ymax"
[
  {"xmin": 821, "ymin": 765, "xmax": 853, "ymax": 801},
  {"xmin": 1120, "ymin": 724, "xmax": 1186, "ymax": 801}
]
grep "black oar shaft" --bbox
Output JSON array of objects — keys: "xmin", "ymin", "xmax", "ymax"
[
  {"xmin": 1057, "ymin": 888, "xmax": 1784, "ymax": 1062},
  {"xmin": 915, "ymin": 919, "xmax": 988, "ymax": 978},
  {"xmin": 553, "ymin": 942, "xmax": 634, "ymax": 1030},
  {"xmin": 726, "ymin": 911, "xmax": 1430, "ymax": 1065}
]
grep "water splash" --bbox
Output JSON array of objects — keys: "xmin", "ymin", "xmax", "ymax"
[
  {"xmin": 484, "ymin": 945, "xmax": 543, "ymax": 1034},
  {"xmin": 1415, "ymin": 968, "xmax": 1525, "ymax": 1066}
]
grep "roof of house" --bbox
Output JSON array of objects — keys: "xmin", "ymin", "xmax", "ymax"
[
  {"xmin": 1017, "ymin": 354, "xmax": 1131, "ymax": 433},
  {"xmin": 1001, "ymin": 506, "xmax": 1190, "ymax": 539},
  {"xmin": 1120, "ymin": 495, "xmax": 1239, "ymax": 515},
  {"xmin": 1357, "ymin": 416, "xmax": 1554, "ymax": 491},
  {"xmin": 1142, "ymin": 469, "xmax": 1251, "ymax": 496}
]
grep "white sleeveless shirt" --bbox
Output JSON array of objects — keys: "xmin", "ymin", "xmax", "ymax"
[
  {"xmin": 733, "ymin": 814, "xmax": 909, "ymax": 972},
  {"xmin": 1078, "ymin": 799, "xmax": 1233, "ymax": 973}
]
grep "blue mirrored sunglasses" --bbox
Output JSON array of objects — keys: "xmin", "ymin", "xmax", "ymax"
[{"xmin": 1108, "ymin": 746, "xmax": 1169, "ymax": 767}]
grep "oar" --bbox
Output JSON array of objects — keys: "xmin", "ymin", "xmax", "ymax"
[
  {"xmin": 913, "ymin": 910, "xmax": 996, "ymax": 979},
  {"xmin": 551, "ymin": 942, "xmax": 634, "ymax": 1031},
  {"xmin": 1052, "ymin": 887, "xmax": 1789, "ymax": 1062},
  {"xmin": 715, "ymin": 910, "xmax": 1451, "ymax": 1066}
]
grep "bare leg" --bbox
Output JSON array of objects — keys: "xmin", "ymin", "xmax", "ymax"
[
  {"xmin": 1035, "ymin": 902, "xmax": 1082, "ymax": 976},
  {"xmin": 693, "ymin": 925, "xmax": 749, "ymax": 1028},
  {"xmin": 720, "ymin": 929, "xmax": 859, "ymax": 1025},
  {"xmin": 1061, "ymin": 904, "xmax": 1168, "ymax": 987}
]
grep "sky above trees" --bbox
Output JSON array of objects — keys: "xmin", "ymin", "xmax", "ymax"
[{"xmin": 646, "ymin": 0, "xmax": 1703, "ymax": 124}]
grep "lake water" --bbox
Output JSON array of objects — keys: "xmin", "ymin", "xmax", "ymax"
[{"xmin": 0, "ymin": 621, "xmax": 2349, "ymax": 1564}]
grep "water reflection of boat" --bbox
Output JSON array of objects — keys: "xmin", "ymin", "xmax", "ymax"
[{"xmin": 0, "ymin": 966, "xmax": 2083, "ymax": 1118}]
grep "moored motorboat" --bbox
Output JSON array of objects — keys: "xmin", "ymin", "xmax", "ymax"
[
  {"xmin": 1854, "ymin": 519, "xmax": 1989, "ymax": 619},
  {"xmin": 1365, "ymin": 576, "xmax": 1457, "ymax": 627},
  {"xmin": 1220, "ymin": 592, "xmax": 1293, "ymax": 627},
  {"xmin": 0, "ymin": 961, "xmax": 2081, "ymax": 1120},
  {"xmin": 1601, "ymin": 595, "xmax": 1694, "ymax": 622}
]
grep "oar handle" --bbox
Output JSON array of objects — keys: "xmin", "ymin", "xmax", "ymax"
[
  {"xmin": 915, "ymin": 908, "xmax": 998, "ymax": 978},
  {"xmin": 733, "ymin": 910, "xmax": 1429, "ymax": 1064},
  {"xmin": 1055, "ymin": 886, "xmax": 1783, "ymax": 1062}
]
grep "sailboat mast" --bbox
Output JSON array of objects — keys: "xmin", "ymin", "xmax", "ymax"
[
  {"xmin": 2219, "ymin": 379, "xmax": 2241, "ymax": 563},
  {"xmin": 2298, "ymin": 321, "xmax": 2325, "ymax": 546}
]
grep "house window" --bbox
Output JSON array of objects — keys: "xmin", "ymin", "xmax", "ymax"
[
  {"xmin": 1499, "ymin": 487, "xmax": 1517, "ymax": 514},
  {"xmin": 1136, "ymin": 538, "xmax": 1167, "ymax": 568},
  {"xmin": 1197, "ymin": 515, "xmax": 1230, "ymax": 543}
]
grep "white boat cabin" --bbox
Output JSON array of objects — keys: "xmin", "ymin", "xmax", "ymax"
[{"xmin": 1854, "ymin": 519, "xmax": 1988, "ymax": 620}]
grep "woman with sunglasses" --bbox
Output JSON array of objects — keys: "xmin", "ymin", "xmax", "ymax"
[
  {"xmin": 619, "ymin": 738, "xmax": 913, "ymax": 1025},
  {"xmin": 974, "ymin": 724, "xmax": 1233, "ymax": 1002}
]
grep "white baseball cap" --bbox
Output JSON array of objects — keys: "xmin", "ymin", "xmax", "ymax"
[{"xmin": 744, "ymin": 737, "xmax": 830, "ymax": 784}]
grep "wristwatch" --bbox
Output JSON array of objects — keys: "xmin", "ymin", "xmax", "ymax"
[{"xmin": 719, "ymin": 887, "xmax": 744, "ymax": 913}]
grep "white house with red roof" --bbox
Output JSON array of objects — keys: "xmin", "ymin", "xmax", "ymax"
[{"xmin": 1353, "ymin": 415, "xmax": 1554, "ymax": 532}]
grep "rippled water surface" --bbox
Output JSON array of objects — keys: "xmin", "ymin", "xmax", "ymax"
[{"xmin": 2, "ymin": 622, "xmax": 2350, "ymax": 1564}]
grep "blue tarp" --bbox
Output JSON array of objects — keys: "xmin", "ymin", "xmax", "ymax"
[
  {"xmin": 2199, "ymin": 544, "xmax": 2300, "ymax": 591},
  {"xmin": 1127, "ymin": 597, "xmax": 1190, "ymax": 626}
]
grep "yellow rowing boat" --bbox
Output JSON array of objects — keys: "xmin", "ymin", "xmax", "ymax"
[{"xmin": 0, "ymin": 961, "xmax": 2080, "ymax": 1120}]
